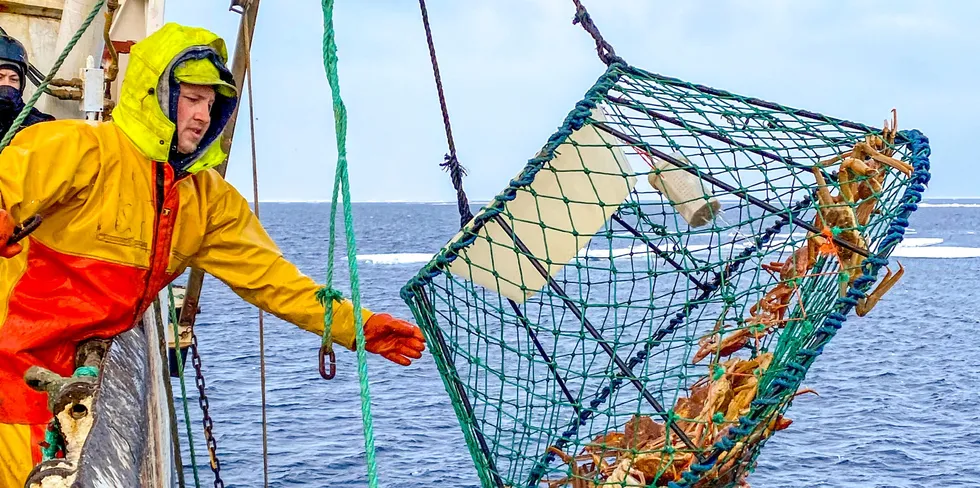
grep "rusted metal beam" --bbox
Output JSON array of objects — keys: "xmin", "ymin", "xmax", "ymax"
[
  {"xmin": 178, "ymin": 0, "xmax": 261, "ymax": 331},
  {"xmin": 25, "ymin": 312, "xmax": 171, "ymax": 487},
  {"xmin": 0, "ymin": 0, "xmax": 63, "ymax": 20},
  {"xmin": 70, "ymin": 316, "xmax": 171, "ymax": 486}
]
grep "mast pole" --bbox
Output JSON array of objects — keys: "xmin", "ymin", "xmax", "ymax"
[{"xmin": 178, "ymin": 0, "xmax": 261, "ymax": 330}]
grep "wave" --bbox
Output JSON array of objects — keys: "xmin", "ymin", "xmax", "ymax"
[
  {"xmin": 897, "ymin": 238, "xmax": 943, "ymax": 247},
  {"xmin": 355, "ymin": 236, "xmax": 977, "ymax": 265},
  {"xmin": 918, "ymin": 203, "xmax": 980, "ymax": 208},
  {"xmin": 356, "ymin": 253, "xmax": 436, "ymax": 265},
  {"xmin": 890, "ymin": 247, "xmax": 980, "ymax": 258}
]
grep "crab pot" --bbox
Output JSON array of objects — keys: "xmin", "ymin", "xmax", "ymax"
[{"xmin": 400, "ymin": 62, "xmax": 930, "ymax": 488}]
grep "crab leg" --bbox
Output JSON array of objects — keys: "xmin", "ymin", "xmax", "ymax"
[
  {"xmin": 547, "ymin": 446, "xmax": 594, "ymax": 488},
  {"xmin": 810, "ymin": 167, "xmax": 838, "ymax": 225},
  {"xmin": 836, "ymin": 158, "xmax": 868, "ymax": 204},
  {"xmin": 855, "ymin": 262, "xmax": 905, "ymax": 316},
  {"xmin": 855, "ymin": 199, "xmax": 878, "ymax": 227},
  {"xmin": 865, "ymin": 149, "xmax": 914, "ymax": 177}
]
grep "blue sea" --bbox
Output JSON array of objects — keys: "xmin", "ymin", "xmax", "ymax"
[{"xmin": 175, "ymin": 200, "xmax": 980, "ymax": 487}]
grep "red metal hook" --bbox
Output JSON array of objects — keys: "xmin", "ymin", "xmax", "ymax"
[{"xmin": 318, "ymin": 344, "xmax": 336, "ymax": 380}]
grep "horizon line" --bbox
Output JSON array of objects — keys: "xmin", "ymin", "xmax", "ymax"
[{"xmin": 247, "ymin": 196, "xmax": 980, "ymax": 204}]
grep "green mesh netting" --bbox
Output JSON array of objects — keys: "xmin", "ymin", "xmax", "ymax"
[{"xmin": 401, "ymin": 63, "xmax": 930, "ymax": 488}]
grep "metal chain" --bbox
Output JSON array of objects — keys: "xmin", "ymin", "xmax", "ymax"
[{"xmin": 189, "ymin": 333, "xmax": 224, "ymax": 488}]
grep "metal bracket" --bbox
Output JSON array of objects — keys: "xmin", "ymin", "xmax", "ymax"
[{"xmin": 80, "ymin": 55, "xmax": 104, "ymax": 122}]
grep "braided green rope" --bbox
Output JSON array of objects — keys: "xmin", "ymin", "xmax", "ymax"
[
  {"xmin": 320, "ymin": 1, "xmax": 378, "ymax": 487},
  {"xmin": 169, "ymin": 285, "xmax": 202, "ymax": 488},
  {"xmin": 0, "ymin": 0, "xmax": 107, "ymax": 151}
]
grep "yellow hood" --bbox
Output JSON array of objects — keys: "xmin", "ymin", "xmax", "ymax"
[{"xmin": 112, "ymin": 23, "xmax": 238, "ymax": 174}]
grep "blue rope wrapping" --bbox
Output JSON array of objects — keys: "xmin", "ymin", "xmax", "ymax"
[{"xmin": 668, "ymin": 129, "xmax": 931, "ymax": 488}]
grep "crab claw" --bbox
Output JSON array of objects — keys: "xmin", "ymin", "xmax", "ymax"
[
  {"xmin": 855, "ymin": 261, "xmax": 905, "ymax": 316},
  {"xmin": 792, "ymin": 388, "xmax": 819, "ymax": 398}
]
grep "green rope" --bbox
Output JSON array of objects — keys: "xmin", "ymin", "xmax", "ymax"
[
  {"xmin": 320, "ymin": 1, "xmax": 378, "ymax": 486},
  {"xmin": 40, "ymin": 418, "xmax": 64, "ymax": 461},
  {"xmin": 315, "ymin": 285, "xmax": 344, "ymax": 352},
  {"xmin": 0, "ymin": 0, "xmax": 107, "ymax": 151},
  {"xmin": 72, "ymin": 365, "xmax": 99, "ymax": 378},
  {"xmin": 169, "ymin": 285, "xmax": 202, "ymax": 488},
  {"xmin": 40, "ymin": 421, "xmax": 63, "ymax": 461}
]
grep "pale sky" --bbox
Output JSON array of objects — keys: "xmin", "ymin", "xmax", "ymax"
[{"xmin": 164, "ymin": 0, "xmax": 978, "ymax": 202}]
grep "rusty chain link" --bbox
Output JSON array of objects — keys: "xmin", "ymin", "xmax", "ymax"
[{"xmin": 189, "ymin": 333, "xmax": 223, "ymax": 488}]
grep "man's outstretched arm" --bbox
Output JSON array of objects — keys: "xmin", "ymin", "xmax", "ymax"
[{"xmin": 189, "ymin": 177, "xmax": 424, "ymax": 366}]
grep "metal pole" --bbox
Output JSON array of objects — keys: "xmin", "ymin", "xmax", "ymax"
[
  {"xmin": 178, "ymin": 0, "xmax": 261, "ymax": 331},
  {"xmin": 609, "ymin": 212, "xmax": 716, "ymax": 292}
]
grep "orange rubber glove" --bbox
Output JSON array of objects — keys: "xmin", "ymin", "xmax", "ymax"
[
  {"xmin": 0, "ymin": 209, "xmax": 22, "ymax": 258},
  {"xmin": 363, "ymin": 313, "xmax": 426, "ymax": 366}
]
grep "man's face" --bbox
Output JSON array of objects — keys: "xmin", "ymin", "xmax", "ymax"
[
  {"xmin": 175, "ymin": 83, "xmax": 215, "ymax": 154},
  {"xmin": 0, "ymin": 68, "xmax": 20, "ymax": 91}
]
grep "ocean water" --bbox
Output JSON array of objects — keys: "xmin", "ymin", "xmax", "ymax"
[{"xmin": 175, "ymin": 201, "xmax": 980, "ymax": 487}]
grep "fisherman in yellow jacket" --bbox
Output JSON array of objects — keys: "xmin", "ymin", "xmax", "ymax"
[{"xmin": 0, "ymin": 23, "xmax": 426, "ymax": 485}]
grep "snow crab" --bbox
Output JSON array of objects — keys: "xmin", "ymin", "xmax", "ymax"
[
  {"xmin": 693, "ymin": 241, "xmax": 819, "ymax": 365},
  {"xmin": 541, "ymin": 354, "xmax": 812, "ymax": 487},
  {"xmin": 810, "ymin": 109, "xmax": 911, "ymax": 315}
]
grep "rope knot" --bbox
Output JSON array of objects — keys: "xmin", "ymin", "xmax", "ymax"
[
  {"xmin": 711, "ymin": 363, "xmax": 725, "ymax": 381},
  {"xmin": 315, "ymin": 286, "xmax": 345, "ymax": 306},
  {"xmin": 317, "ymin": 286, "xmax": 345, "ymax": 356},
  {"xmin": 439, "ymin": 153, "xmax": 468, "ymax": 177}
]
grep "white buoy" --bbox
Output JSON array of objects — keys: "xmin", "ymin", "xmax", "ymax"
[{"xmin": 646, "ymin": 151, "xmax": 720, "ymax": 228}]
